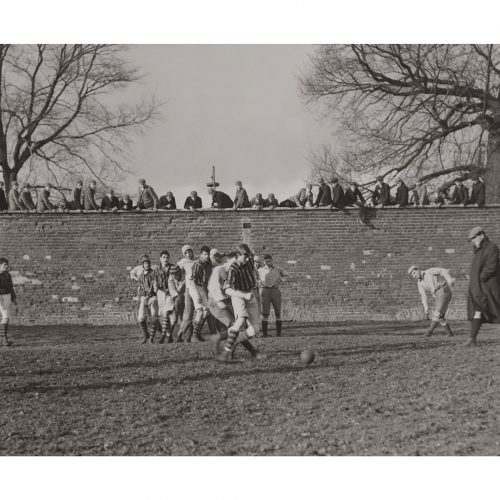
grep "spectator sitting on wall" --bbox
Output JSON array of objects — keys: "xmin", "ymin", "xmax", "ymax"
[
  {"xmin": 314, "ymin": 178, "xmax": 332, "ymax": 207},
  {"xmin": 344, "ymin": 182, "xmax": 365, "ymax": 207},
  {"xmin": 19, "ymin": 183, "xmax": 36, "ymax": 211},
  {"xmin": 264, "ymin": 193, "xmax": 279, "ymax": 209},
  {"xmin": 37, "ymin": 183, "xmax": 56, "ymax": 213},
  {"xmin": 279, "ymin": 184, "xmax": 313, "ymax": 208},
  {"xmin": 468, "ymin": 173, "xmax": 486, "ymax": 208},
  {"xmin": 371, "ymin": 176, "xmax": 390, "ymax": 208},
  {"xmin": 101, "ymin": 188, "xmax": 120, "ymax": 211},
  {"xmin": 394, "ymin": 178, "xmax": 409, "ymax": 208},
  {"xmin": 0, "ymin": 181, "xmax": 7, "ymax": 212},
  {"xmin": 330, "ymin": 177, "xmax": 345, "ymax": 210},
  {"xmin": 184, "ymin": 190, "xmax": 202, "ymax": 210},
  {"xmin": 8, "ymin": 181, "xmax": 23, "ymax": 211},
  {"xmin": 250, "ymin": 192, "xmax": 265, "ymax": 209},
  {"xmin": 208, "ymin": 187, "xmax": 234, "ymax": 209},
  {"xmin": 158, "ymin": 191, "xmax": 177, "ymax": 210},
  {"xmin": 136, "ymin": 178, "xmax": 158, "ymax": 211},
  {"xmin": 120, "ymin": 195, "xmax": 133, "ymax": 211},
  {"xmin": 234, "ymin": 181, "xmax": 250, "ymax": 209},
  {"xmin": 431, "ymin": 187, "xmax": 451, "ymax": 207},
  {"xmin": 71, "ymin": 180, "xmax": 83, "ymax": 210},
  {"xmin": 410, "ymin": 179, "xmax": 428, "ymax": 206},
  {"xmin": 450, "ymin": 179, "xmax": 469, "ymax": 206},
  {"xmin": 84, "ymin": 180, "xmax": 101, "ymax": 211}
]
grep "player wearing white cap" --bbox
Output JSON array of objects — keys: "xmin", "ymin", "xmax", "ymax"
[{"xmin": 408, "ymin": 265, "xmax": 455, "ymax": 338}]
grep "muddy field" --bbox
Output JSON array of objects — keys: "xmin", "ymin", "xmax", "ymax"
[{"xmin": 1, "ymin": 321, "xmax": 500, "ymax": 455}]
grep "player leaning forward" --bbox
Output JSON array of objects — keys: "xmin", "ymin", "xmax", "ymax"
[
  {"xmin": 0, "ymin": 257, "xmax": 17, "ymax": 347},
  {"xmin": 408, "ymin": 264, "xmax": 455, "ymax": 337},
  {"xmin": 218, "ymin": 243, "xmax": 260, "ymax": 362},
  {"xmin": 207, "ymin": 250, "xmax": 258, "ymax": 359}
]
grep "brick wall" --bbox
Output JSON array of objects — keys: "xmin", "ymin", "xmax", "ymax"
[{"xmin": 1, "ymin": 207, "xmax": 499, "ymax": 325}]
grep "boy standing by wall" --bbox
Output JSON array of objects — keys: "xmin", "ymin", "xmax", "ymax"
[
  {"xmin": 137, "ymin": 256, "xmax": 159, "ymax": 344},
  {"xmin": 0, "ymin": 258, "xmax": 17, "ymax": 347}
]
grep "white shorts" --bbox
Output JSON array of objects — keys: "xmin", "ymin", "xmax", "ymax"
[
  {"xmin": 157, "ymin": 290, "xmax": 174, "ymax": 315},
  {"xmin": 189, "ymin": 285, "xmax": 209, "ymax": 311},
  {"xmin": 0, "ymin": 294, "xmax": 12, "ymax": 323},
  {"xmin": 230, "ymin": 291, "xmax": 260, "ymax": 332}
]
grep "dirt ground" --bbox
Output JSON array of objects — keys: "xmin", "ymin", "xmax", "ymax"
[{"xmin": 1, "ymin": 320, "xmax": 500, "ymax": 455}]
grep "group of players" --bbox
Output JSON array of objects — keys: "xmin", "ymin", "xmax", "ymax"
[
  {"xmin": 129, "ymin": 243, "xmax": 287, "ymax": 361},
  {"xmin": 1, "ymin": 225, "xmax": 499, "ymax": 351}
]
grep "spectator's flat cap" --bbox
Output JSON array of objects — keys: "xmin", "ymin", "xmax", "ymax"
[
  {"xmin": 470, "ymin": 172, "xmax": 480, "ymax": 180},
  {"xmin": 23, "ymin": 183, "xmax": 31, "ymax": 189},
  {"xmin": 350, "ymin": 181, "xmax": 358, "ymax": 187},
  {"xmin": 108, "ymin": 189, "xmax": 114, "ymax": 195},
  {"xmin": 330, "ymin": 177, "xmax": 339, "ymax": 183},
  {"xmin": 166, "ymin": 191, "xmax": 173, "ymax": 196},
  {"xmin": 46, "ymin": 183, "xmax": 53, "ymax": 188},
  {"xmin": 468, "ymin": 226, "xmax": 484, "ymax": 240},
  {"xmin": 138, "ymin": 178, "xmax": 146, "ymax": 184},
  {"xmin": 190, "ymin": 190, "xmax": 197, "ymax": 196},
  {"xmin": 407, "ymin": 265, "xmax": 418, "ymax": 275},
  {"xmin": 182, "ymin": 244, "xmax": 193, "ymax": 255},
  {"xmin": 376, "ymin": 176, "xmax": 383, "ymax": 182},
  {"xmin": 235, "ymin": 180, "xmax": 242, "ymax": 186}
]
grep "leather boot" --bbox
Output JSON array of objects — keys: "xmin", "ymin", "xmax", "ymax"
[
  {"xmin": 261, "ymin": 320, "xmax": 268, "ymax": 337},
  {"xmin": 276, "ymin": 320, "xmax": 282, "ymax": 336}
]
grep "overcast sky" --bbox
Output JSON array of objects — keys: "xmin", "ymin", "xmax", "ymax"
[{"xmin": 123, "ymin": 45, "xmax": 331, "ymax": 203}]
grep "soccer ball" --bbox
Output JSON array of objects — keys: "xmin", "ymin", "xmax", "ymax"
[{"xmin": 300, "ymin": 349, "xmax": 315, "ymax": 365}]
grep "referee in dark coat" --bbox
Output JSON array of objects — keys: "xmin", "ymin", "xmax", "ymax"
[{"xmin": 465, "ymin": 226, "xmax": 500, "ymax": 346}]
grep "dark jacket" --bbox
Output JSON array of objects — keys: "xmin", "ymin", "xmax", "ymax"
[
  {"xmin": 158, "ymin": 195, "xmax": 177, "ymax": 210},
  {"xmin": 120, "ymin": 198, "xmax": 133, "ymax": 211},
  {"xmin": 469, "ymin": 181, "xmax": 486, "ymax": 207},
  {"xmin": 468, "ymin": 237, "xmax": 500, "ymax": 323},
  {"xmin": 344, "ymin": 187, "xmax": 365, "ymax": 206},
  {"xmin": 37, "ymin": 189, "xmax": 55, "ymax": 212},
  {"xmin": 184, "ymin": 195, "xmax": 202, "ymax": 210},
  {"xmin": 331, "ymin": 184, "xmax": 344, "ymax": 208},
  {"xmin": 315, "ymin": 184, "xmax": 332, "ymax": 207},
  {"xmin": 264, "ymin": 197, "xmax": 279, "ymax": 208},
  {"xmin": 84, "ymin": 187, "xmax": 100, "ymax": 210},
  {"xmin": 100, "ymin": 195, "xmax": 120, "ymax": 210},
  {"xmin": 372, "ymin": 182, "xmax": 390, "ymax": 207},
  {"xmin": 19, "ymin": 190, "xmax": 36, "ymax": 210},
  {"xmin": 395, "ymin": 183, "xmax": 409, "ymax": 207},
  {"xmin": 72, "ymin": 187, "xmax": 83, "ymax": 209},
  {"xmin": 0, "ymin": 188, "xmax": 7, "ymax": 211},
  {"xmin": 451, "ymin": 184, "xmax": 469, "ymax": 205},
  {"xmin": 234, "ymin": 188, "xmax": 250, "ymax": 208},
  {"xmin": 212, "ymin": 190, "xmax": 234, "ymax": 209},
  {"xmin": 137, "ymin": 185, "xmax": 158, "ymax": 209}
]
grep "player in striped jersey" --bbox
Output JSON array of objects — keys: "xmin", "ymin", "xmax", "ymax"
[
  {"xmin": 189, "ymin": 246, "xmax": 212, "ymax": 341},
  {"xmin": 219, "ymin": 243, "xmax": 260, "ymax": 362}
]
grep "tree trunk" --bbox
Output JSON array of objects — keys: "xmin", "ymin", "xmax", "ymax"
[
  {"xmin": 1, "ymin": 171, "xmax": 18, "ymax": 194},
  {"xmin": 485, "ymin": 128, "xmax": 500, "ymax": 204}
]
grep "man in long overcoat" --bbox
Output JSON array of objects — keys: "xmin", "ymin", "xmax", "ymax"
[{"xmin": 465, "ymin": 226, "xmax": 500, "ymax": 346}]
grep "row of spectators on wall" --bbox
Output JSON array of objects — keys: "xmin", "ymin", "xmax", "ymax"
[{"xmin": 0, "ymin": 173, "xmax": 487, "ymax": 213}]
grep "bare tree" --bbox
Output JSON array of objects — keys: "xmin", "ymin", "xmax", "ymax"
[
  {"xmin": 300, "ymin": 44, "xmax": 500, "ymax": 201},
  {"xmin": 0, "ymin": 44, "xmax": 159, "ymax": 193}
]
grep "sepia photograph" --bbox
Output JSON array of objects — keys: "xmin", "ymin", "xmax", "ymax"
[{"xmin": 1, "ymin": 1, "xmax": 500, "ymax": 499}]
